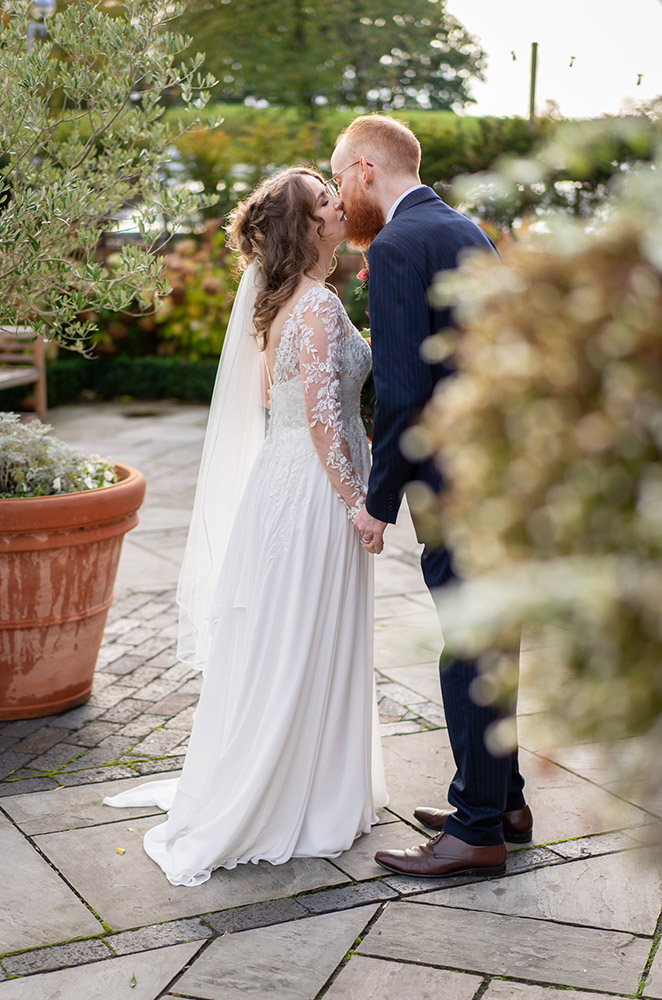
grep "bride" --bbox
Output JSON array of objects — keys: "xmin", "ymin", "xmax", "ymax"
[{"xmin": 104, "ymin": 167, "xmax": 388, "ymax": 885}]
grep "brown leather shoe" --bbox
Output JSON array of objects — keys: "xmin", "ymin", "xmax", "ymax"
[
  {"xmin": 413, "ymin": 804, "xmax": 533, "ymax": 844},
  {"xmin": 375, "ymin": 832, "xmax": 506, "ymax": 878}
]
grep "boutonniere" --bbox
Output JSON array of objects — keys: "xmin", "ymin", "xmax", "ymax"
[{"xmin": 355, "ymin": 254, "xmax": 369, "ymax": 294}]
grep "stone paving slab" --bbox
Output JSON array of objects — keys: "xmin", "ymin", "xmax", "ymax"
[
  {"xmin": 543, "ymin": 736, "xmax": 646, "ymax": 788},
  {"xmin": 518, "ymin": 748, "xmax": 647, "ymax": 844},
  {"xmin": 173, "ymin": 905, "xmax": 378, "ymax": 1000},
  {"xmin": 378, "ymin": 662, "xmax": 443, "ymax": 707},
  {"xmin": 356, "ymin": 901, "xmax": 650, "ymax": 994},
  {"xmin": 0, "ymin": 774, "xmax": 174, "ymax": 835},
  {"xmin": 1, "ymin": 940, "xmax": 112, "ymax": 978},
  {"xmin": 374, "ymin": 595, "xmax": 429, "ymax": 619},
  {"xmin": 373, "ymin": 556, "xmax": 428, "ymax": 599},
  {"xmin": 33, "ymin": 814, "xmax": 347, "ymax": 930},
  {"xmin": 414, "ymin": 846, "xmax": 662, "ymax": 935},
  {"xmin": 608, "ymin": 783, "xmax": 662, "ymax": 824},
  {"xmin": 646, "ymin": 946, "xmax": 662, "ymax": 999},
  {"xmin": 203, "ymin": 898, "xmax": 308, "ymax": 935},
  {"xmin": 325, "ymin": 954, "xmax": 482, "ymax": 998},
  {"xmin": 107, "ymin": 918, "xmax": 212, "ymax": 956},
  {"xmin": 298, "ymin": 879, "xmax": 398, "ymax": 914},
  {"xmin": 1, "ymin": 939, "xmax": 114, "ymax": 979},
  {"xmin": 377, "ymin": 609, "xmax": 442, "ymax": 649},
  {"xmin": 332, "ymin": 820, "xmax": 425, "ymax": 880},
  {"xmin": 0, "ymin": 942, "xmax": 202, "ymax": 1000},
  {"xmin": 374, "ymin": 620, "xmax": 439, "ymax": 670},
  {"xmin": 483, "ymin": 985, "xmax": 629, "ymax": 1000},
  {"xmin": 0, "ymin": 815, "xmax": 103, "ymax": 954},
  {"xmin": 548, "ymin": 828, "xmax": 642, "ymax": 859},
  {"xmin": 380, "ymin": 729, "xmax": 455, "ymax": 833}
]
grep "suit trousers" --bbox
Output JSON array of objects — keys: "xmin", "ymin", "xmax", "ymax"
[{"xmin": 420, "ymin": 544, "xmax": 526, "ymax": 846}]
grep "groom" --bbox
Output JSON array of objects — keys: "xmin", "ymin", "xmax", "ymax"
[{"xmin": 331, "ymin": 114, "xmax": 532, "ymax": 878}]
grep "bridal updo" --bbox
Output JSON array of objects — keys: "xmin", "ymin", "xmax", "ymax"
[{"xmin": 227, "ymin": 167, "xmax": 329, "ymax": 350}]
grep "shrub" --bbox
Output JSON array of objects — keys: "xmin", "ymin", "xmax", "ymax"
[
  {"xmin": 410, "ymin": 118, "xmax": 662, "ymax": 767},
  {"xmin": 90, "ymin": 225, "xmax": 237, "ymax": 360},
  {"xmin": 0, "ymin": 413, "xmax": 116, "ymax": 498}
]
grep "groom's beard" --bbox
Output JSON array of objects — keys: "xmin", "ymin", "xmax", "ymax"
[{"xmin": 343, "ymin": 187, "xmax": 384, "ymax": 251}]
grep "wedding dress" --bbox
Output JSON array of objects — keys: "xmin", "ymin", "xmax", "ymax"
[{"xmin": 104, "ymin": 283, "xmax": 388, "ymax": 886}]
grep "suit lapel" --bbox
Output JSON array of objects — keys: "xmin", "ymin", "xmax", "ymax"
[{"xmin": 392, "ymin": 186, "xmax": 441, "ymax": 219}]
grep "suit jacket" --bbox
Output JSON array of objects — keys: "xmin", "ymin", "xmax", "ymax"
[{"xmin": 366, "ymin": 186, "xmax": 496, "ymax": 524}]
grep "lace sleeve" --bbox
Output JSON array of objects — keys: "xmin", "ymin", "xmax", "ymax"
[{"xmin": 299, "ymin": 293, "xmax": 367, "ymax": 519}]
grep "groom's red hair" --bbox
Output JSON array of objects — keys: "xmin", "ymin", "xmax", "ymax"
[{"xmin": 336, "ymin": 114, "xmax": 421, "ymax": 177}]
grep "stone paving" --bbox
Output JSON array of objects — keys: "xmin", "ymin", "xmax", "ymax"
[{"xmin": 1, "ymin": 402, "xmax": 661, "ymax": 999}]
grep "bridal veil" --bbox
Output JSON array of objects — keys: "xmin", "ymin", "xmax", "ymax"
[{"xmin": 176, "ymin": 261, "xmax": 267, "ymax": 671}]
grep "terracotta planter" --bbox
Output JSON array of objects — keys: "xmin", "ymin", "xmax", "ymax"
[{"xmin": 0, "ymin": 464, "xmax": 146, "ymax": 720}]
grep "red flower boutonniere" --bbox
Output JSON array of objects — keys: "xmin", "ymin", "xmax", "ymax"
[
  {"xmin": 353, "ymin": 254, "xmax": 369, "ymax": 316},
  {"xmin": 356, "ymin": 252, "xmax": 369, "ymax": 293}
]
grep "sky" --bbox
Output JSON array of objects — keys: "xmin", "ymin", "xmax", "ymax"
[{"xmin": 446, "ymin": 0, "xmax": 662, "ymax": 119}]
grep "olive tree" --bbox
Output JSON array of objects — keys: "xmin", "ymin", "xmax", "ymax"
[{"xmin": 0, "ymin": 0, "xmax": 216, "ymax": 351}]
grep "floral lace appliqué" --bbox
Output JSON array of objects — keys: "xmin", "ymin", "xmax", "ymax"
[{"xmin": 270, "ymin": 285, "xmax": 371, "ymax": 519}]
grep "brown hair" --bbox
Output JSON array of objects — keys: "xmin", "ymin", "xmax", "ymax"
[
  {"xmin": 335, "ymin": 114, "xmax": 421, "ymax": 176},
  {"xmin": 227, "ymin": 167, "xmax": 329, "ymax": 350}
]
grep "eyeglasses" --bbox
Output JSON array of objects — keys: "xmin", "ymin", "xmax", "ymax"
[{"xmin": 324, "ymin": 159, "xmax": 362, "ymax": 198}]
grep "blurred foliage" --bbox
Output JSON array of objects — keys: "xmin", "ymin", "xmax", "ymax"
[
  {"xmin": 0, "ymin": 0, "xmax": 216, "ymax": 352},
  {"xmin": 175, "ymin": 0, "xmax": 485, "ymax": 115},
  {"xmin": 89, "ymin": 224, "xmax": 237, "ymax": 360},
  {"xmin": 451, "ymin": 115, "xmax": 661, "ymax": 233},
  {"xmin": 169, "ymin": 108, "xmax": 551, "ymax": 221},
  {"xmin": 409, "ymin": 116, "xmax": 662, "ymax": 773}
]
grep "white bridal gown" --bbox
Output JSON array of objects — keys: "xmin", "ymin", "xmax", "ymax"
[{"xmin": 104, "ymin": 285, "xmax": 388, "ymax": 885}]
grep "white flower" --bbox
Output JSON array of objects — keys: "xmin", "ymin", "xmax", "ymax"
[
  {"xmin": 84, "ymin": 476, "xmax": 94, "ymax": 489},
  {"xmin": 52, "ymin": 477, "xmax": 62, "ymax": 491},
  {"xmin": 104, "ymin": 468, "xmax": 114, "ymax": 482}
]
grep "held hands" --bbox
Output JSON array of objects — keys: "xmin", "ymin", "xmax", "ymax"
[{"xmin": 353, "ymin": 506, "xmax": 386, "ymax": 555}]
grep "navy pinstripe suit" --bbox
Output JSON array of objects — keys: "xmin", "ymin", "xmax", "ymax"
[{"xmin": 367, "ymin": 186, "xmax": 525, "ymax": 846}]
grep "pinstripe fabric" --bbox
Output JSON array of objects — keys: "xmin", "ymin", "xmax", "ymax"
[
  {"xmin": 368, "ymin": 187, "xmax": 526, "ymax": 846},
  {"xmin": 366, "ymin": 186, "xmax": 494, "ymax": 524}
]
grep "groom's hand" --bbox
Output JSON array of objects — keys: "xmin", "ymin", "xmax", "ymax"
[{"xmin": 354, "ymin": 506, "xmax": 386, "ymax": 554}]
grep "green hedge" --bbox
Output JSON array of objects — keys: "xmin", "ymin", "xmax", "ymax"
[
  {"xmin": 168, "ymin": 105, "xmax": 552, "ymax": 219},
  {"xmin": 0, "ymin": 357, "xmax": 218, "ymax": 412}
]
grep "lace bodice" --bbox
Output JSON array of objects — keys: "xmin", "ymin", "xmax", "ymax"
[{"xmin": 267, "ymin": 285, "xmax": 371, "ymax": 517}]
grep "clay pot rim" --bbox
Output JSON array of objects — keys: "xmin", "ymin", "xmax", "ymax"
[{"xmin": 0, "ymin": 462, "xmax": 146, "ymax": 532}]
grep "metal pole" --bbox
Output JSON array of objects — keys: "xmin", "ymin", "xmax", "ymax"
[{"xmin": 528, "ymin": 42, "xmax": 538, "ymax": 126}]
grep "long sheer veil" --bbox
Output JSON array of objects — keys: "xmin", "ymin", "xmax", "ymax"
[{"xmin": 176, "ymin": 260, "xmax": 267, "ymax": 670}]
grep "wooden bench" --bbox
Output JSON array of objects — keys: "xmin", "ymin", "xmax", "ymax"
[{"xmin": 0, "ymin": 326, "xmax": 47, "ymax": 421}]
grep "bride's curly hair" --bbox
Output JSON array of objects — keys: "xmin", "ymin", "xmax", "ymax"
[{"xmin": 227, "ymin": 167, "xmax": 331, "ymax": 350}]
